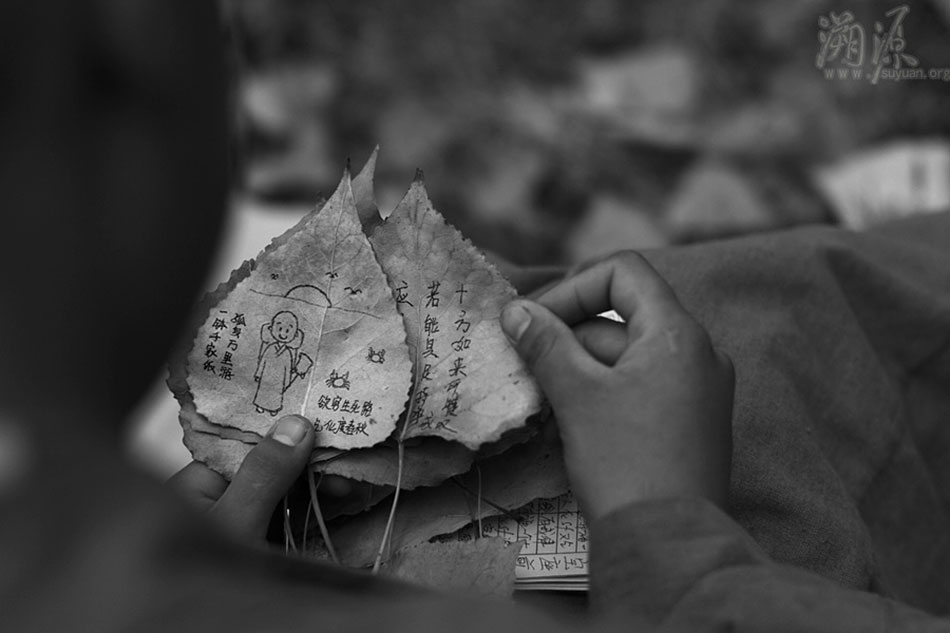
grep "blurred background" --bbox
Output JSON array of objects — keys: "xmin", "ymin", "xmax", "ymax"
[{"xmin": 128, "ymin": 0, "xmax": 950, "ymax": 475}]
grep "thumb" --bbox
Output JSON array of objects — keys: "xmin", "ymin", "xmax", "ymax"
[
  {"xmin": 501, "ymin": 299, "xmax": 598, "ymax": 400},
  {"xmin": 212, "ymin": 415, "xmax": 314, "ymax": 542}
]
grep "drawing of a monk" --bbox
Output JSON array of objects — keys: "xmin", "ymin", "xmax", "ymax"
[{"xmin": 253, "ymin": 311, "xmax": 312, "ymax": 415}]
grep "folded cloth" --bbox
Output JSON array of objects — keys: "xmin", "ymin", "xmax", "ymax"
[
  {"xmin": 647, "ymin": 212, "xmax": 950, "ymax": 612},
  {"xmin": 591, "ymin": 497, "xmax": 944, "ymax": 632}
]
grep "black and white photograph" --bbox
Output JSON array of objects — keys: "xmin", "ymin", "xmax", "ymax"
[{"xmin": 2, "ymin": 1, "xmax": 950, "ymax": 631}]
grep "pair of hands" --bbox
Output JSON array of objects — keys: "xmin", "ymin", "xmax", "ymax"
[{"xmin": 172, "ymin": 251, "xmax": 734, "ymax": 541}]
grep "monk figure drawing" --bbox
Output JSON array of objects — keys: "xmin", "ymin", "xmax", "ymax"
[{"xmin": 253, "ymin": 311, "xmax": 313, "ymax": 416}]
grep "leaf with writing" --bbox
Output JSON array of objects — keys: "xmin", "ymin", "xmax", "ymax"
[
  {"xmin": 183, "ymin": 173, "xmax": 412, "ymax": 450},
  {"xmin": 169, "ymin": 320, "xmax": 257, "ymax": 478},
  {"xmin": 176, "ymin": 387, "xmax": 344, "ymax": 478},
  {"xmin": 370, "ymin": 176, "xmax": 542, "ymax": 450},
  {"xmin": 383, "ymin": 537, "xmax": 522, "ymax": 598}
]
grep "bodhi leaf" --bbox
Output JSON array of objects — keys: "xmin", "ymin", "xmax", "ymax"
[
  {"xmin": 184, "ymin": 172, "xmax": 412, "ymax": 450},
  {"xmin": 370, "ymin": 174, "xmax": 543, "ymax": 450}
]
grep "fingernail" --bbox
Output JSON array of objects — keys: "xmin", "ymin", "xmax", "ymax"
[
  {"xmin": 270, "ymin": 416, "xmax": 310, "ymax": 447},
  {"xmin": 501, "ymin": 302, "xmax": 532, "ymax": 343}
]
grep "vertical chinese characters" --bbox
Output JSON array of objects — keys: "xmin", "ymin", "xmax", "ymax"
[
  {"xmin": 202, "ymin": 310, "xmax": 247, "ymax": 381},
  {"xmin": 816, "ymin": 11, "xmax": 865, "ymax": 69},
  {"xmin": 440, "ymin": 492, "xmax": 590, "ymax": 582},
  {"xmin": 220, "ymin": 312, "xmax": 246, "ymax": 381},
  {"xmin": 407, "ymin": 281, "xmax": 476, "ymax": 434},
  {"xmin": 870, "ymin": 5, "xmax": 919, "ymax": 82},
  {"xmin": 442, "ymin": 289, "xmax": 472, "ymax": 432}
]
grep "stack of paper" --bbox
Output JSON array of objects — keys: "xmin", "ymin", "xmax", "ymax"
[{"xmin": 440, "ymin": 491, "xmax": 589, "ymax": 591}]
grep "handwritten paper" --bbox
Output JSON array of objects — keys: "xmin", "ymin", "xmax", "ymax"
[{"xmin": 439, "ymin": 491, "xmax": 589, "ymax": 591}]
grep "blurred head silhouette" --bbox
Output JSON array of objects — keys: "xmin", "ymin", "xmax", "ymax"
[{"xmin": 0, "ymin": 1, "xmax": 230, "ymax": 429}]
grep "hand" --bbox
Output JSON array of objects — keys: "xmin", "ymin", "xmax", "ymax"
[
  {"xmin": 168, "ymin": 415, "xmax": 314, "ymax": 543},
  {"xmin": 500, "ymin": 251, "xmax": 734, "ymax": 522}
]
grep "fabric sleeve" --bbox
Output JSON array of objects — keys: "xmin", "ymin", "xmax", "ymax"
[{"xmin": 590, "ymin": 497, "xmax": 948, "ymax": 632}]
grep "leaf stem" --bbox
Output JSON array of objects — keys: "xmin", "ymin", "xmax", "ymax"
[
  {"xmin": 308, "ymin": 471, "xmax": 340, "ymax": 564},
  {"xmin": 450, "ymin": 477, "xmax": 519, "ymax": 522},
  {"xmin": 303, "ymin": 497, "xmax": 311, "ymax": 552},
  {"xmin": 372, "ymin": 236, "xmax": 426, "ymax": 573},
  {"xmin": 476, "ymin": 464, "xmax": 483, "ymax": 538},
  {"xmin": 372, "ymin": 439, "xmax": 405, "ymax": 573},
  {"xmin": 283, "ymin": 496, "xmax": 297, "ymax": 554}
]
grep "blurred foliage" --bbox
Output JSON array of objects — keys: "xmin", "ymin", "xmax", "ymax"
[{"xmin": 224, "ymin": 0, "xmax": 950, "ymax": 263}]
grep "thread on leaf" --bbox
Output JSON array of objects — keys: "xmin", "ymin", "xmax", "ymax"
[
  {"xmin": 372, "ymin": 440, "xmax": 405, "ymax": 573},
  {"xmin": 303, "ymin": 495, "xmax": 311, "ymax": 552},
  {"xmin": 283, "ymin": 496, "xmax": 298, "ymax": 554},
  {"xmin": 476, "ymin": 464, "xmax": 484, "ymax": 539},
  {"xmin": 309, "ymin": 471, "xmax": 340, "ymax": 564},
  {"xmin": 450, "ymin": 477, "xmax": 519, "ymax": 522}
]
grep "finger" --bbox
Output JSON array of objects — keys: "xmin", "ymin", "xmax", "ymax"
[
  {"xmin": 573, "ymin": 318, "xmax": 627, "ymax": 366},
  {"xmin": 167, "ymin": 461, "xmax": 228, "ymax": 511},
  {"xmin": 501, "ymin": 299, "xmax": 601, "ymax": 401},
  {"xmin": 526, "ymin": 276, "xmax": 564, "ymax": 301},
  {"xmin": 212, "ymin": 415, "xmax": 314, "ymax": 542},
  {"xmin": 535, "ymin": 251, "xmax": 682, "ymax": 335},
  {"xmin": 563, "ymin": 250, "xmax": 617, "ymax": 277}
]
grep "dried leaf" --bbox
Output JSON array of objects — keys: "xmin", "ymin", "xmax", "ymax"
[
  {"xmin": 352, "ymin": 145, "xmax": 384, "ymax": 233},
  {"xmin": 186, "ymin": 409, "xmax": 262, "ymax": 444},
  {"xmin": 172, "ymin": 155, "xmax": 544, "ymax": 498},
  {"xmin": 178, "ymin": 409, "xmax": 251, "ymax": 479},
  {"xmin": 383, "ymin": 537, "xmax": 522, "ymax": 598},
  {"xmin": 184, "ymin": 173, "xmax": 412, "ymax": 449},
  {"xmin": 311, "ymin": 411, "xmax": 544, "ymax": 489},
  {"xmin": 318, "ymin": 482, "xmax": 395, "ymax": 521},
  {"xmin": 312, "ymin": 437, "xmax": 475, "ymax": 489},
  {"xmin": 370, "ymin": 176, "xmax": 542, "ymax": 449},
  {"xmin": 326, "ymin": 431, "xmax": 569, "ymax": 567},
  {"xmin": 168, "ymin": 310, "xmax": 254, "ymax": 478}
]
